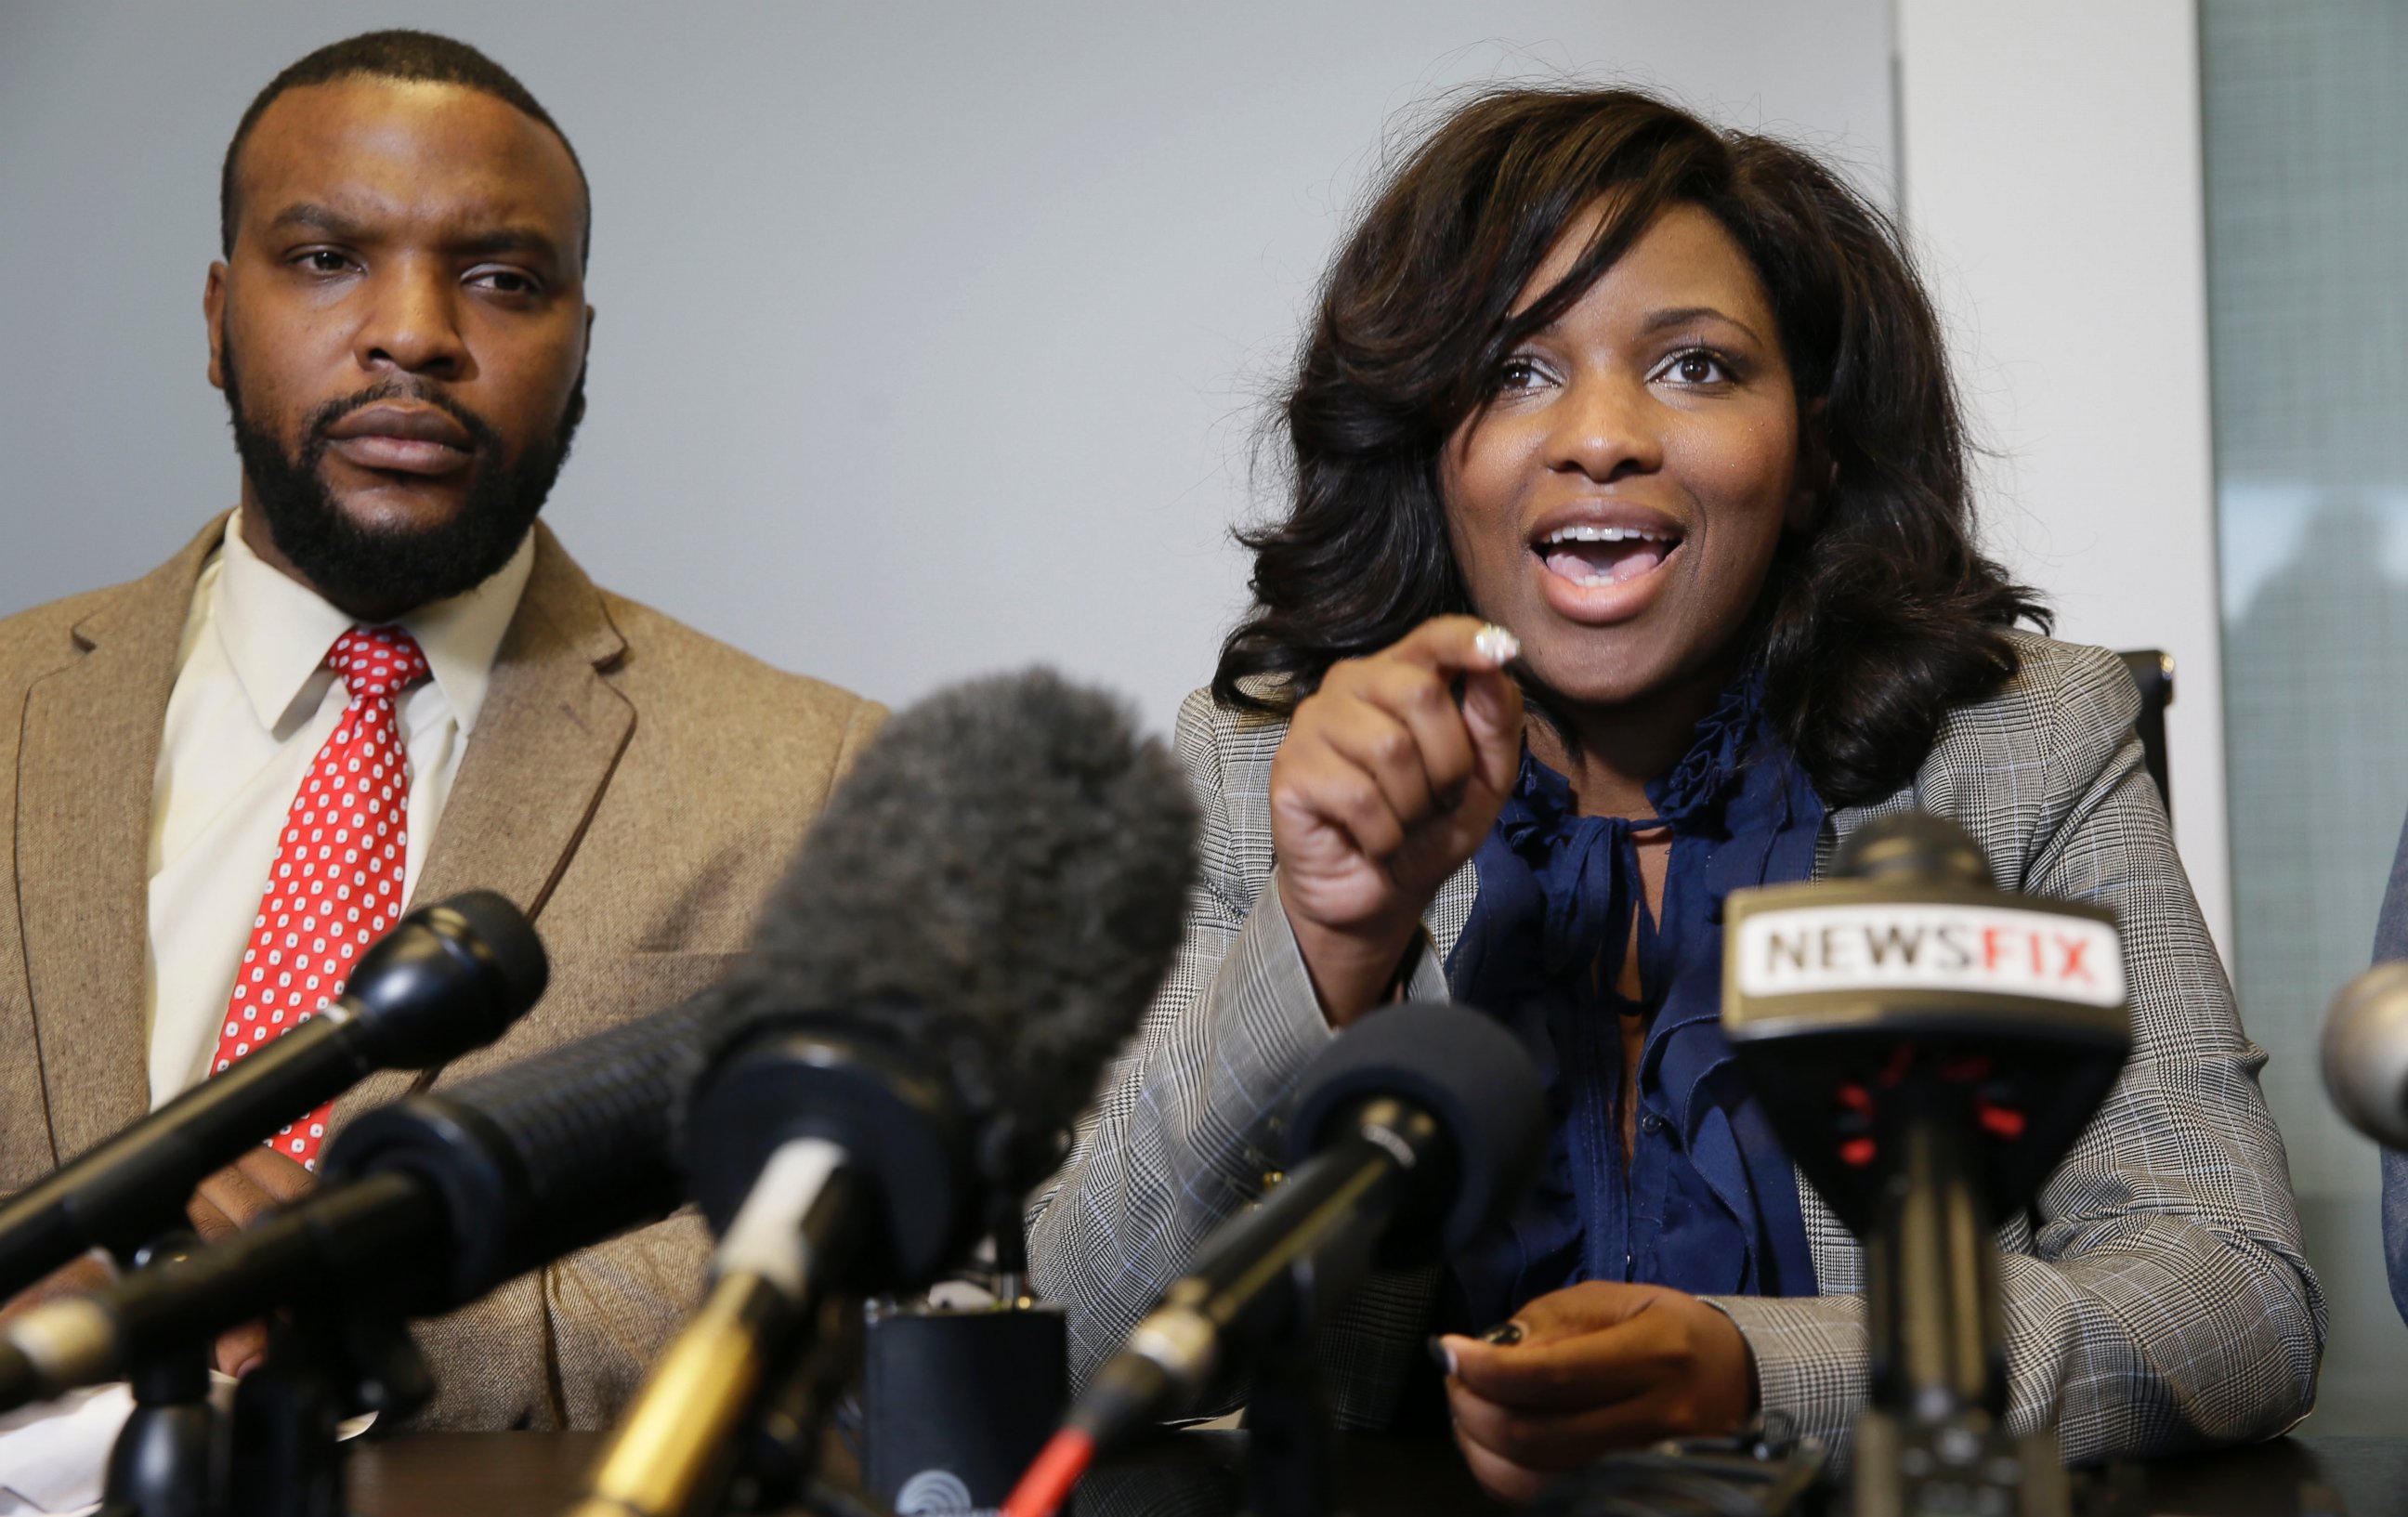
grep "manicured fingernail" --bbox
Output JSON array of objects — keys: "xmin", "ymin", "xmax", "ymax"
[
  {"xmin": 232, "ymin": 1355, "xmax": 263, "ymax": 1379},
  {"xmin": 1481, "ymin": 1320, "xmax": 1525, "ymax": 1346},
  {"xmin": 1431, "ymin": 1334, "xmax": 1463, "ymax": 1376},
  {"xmin": 1473, "ymin": 624, "xmax": 1520, "ymax": 668}
]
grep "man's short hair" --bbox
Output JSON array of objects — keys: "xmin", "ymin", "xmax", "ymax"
[{"xmin": 219, "ymin": 29, "xmax": 591, "ymax": 265}]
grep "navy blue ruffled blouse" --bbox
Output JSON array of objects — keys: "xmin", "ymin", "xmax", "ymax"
[{"xmin": 1443, "ymin": 681, "xmax": 1825, "ymax": 1326}]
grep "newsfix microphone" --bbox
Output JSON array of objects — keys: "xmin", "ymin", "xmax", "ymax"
[
  {"xmin": 0, "ymin": 890, "xmax": 545, "ymax": 1298},
  {"xmin": 1003, "ymin": 1000, "xmax": 1546, "ymax": 1517},
  {"xmin": 1719, "ymin": 810, "xmax": 2130, "ymax": 1517},
  {"xmin": 565, "ymin": 668, "xmax": 1197, "ymax": 1517}
]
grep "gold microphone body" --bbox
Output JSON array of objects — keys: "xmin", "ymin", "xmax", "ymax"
[{"xmin": 563, "ymin": 1138, "xmax": 856, "ymax": 1517}]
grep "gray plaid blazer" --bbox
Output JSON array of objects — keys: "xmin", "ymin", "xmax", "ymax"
[{"xmin": 1027, "ymin": 634, "xmax": 2324, "ymax": 1461}]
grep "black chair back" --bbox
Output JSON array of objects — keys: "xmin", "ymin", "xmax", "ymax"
[{"xmin": 2116, "ymin": 649, "xmax": 2174, "ymax": 818}]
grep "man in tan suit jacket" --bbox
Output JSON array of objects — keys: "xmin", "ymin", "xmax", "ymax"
[{"xmin": 0, "ymin": 32, "xmax": 879, "ymax": 1428}]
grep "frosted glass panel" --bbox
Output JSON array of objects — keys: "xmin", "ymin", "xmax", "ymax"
[{"xmin": 2203, "ymin": 0, "xmax": 2408, "ymax": 1432}]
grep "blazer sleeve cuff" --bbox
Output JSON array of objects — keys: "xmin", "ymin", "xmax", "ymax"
[
  {"xmin": 1237, "ymin": 880, "xmax": 1341, "ymax": 1047},
  {"xmin": 1228, "ymin": 883, "xmax": 1343, "ymax": 1164},
  {"xmin": 1705, "ymin": 1293, "xmax": 1867, "ymax": 1453},
  {"xmin": 1237, "ymin": 886, "xmax": 1453, "ymax": 1072},
  {"xmin": 1212, "ymin": 886, "xmax": 1462, "ymax": 1193}
]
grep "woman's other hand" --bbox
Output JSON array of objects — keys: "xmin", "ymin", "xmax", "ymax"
[
  {"xmin": 1438, "ymin": 1281, "xmax": 1757, "ymax": 1504},
  {"xmin": 1270, "ymin": 615, "xmax": 1525, "ymax": 1026}
]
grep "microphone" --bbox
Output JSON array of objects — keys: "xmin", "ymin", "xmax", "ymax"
[
  {"xmin": 0, "ymin": 669, "xmax": 1195, "ymax": 1441},
  {"xmin": 0, "ymin": 992, "xmax": 713, "ymax": 1410},
  {"xmin": 568, "ymin": 669, "xmax": 1198, "ymax": 1517},
  {"xmin": 1718, "ymin": 810, "xmax": 2129, "ymax": 1517},
  {"xmin": 1004, "ymin": 1001, "xmax": 1545, "ymax": 1517},
  {"xmin": 2322, "ymin": 962, "xmax": 2408, "ymax": 1148},
  {"xmin": 0, "ymin": 891, "xmax": 546, "ymax": 1298}
]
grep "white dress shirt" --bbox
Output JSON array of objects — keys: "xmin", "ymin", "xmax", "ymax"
[{"xmin": 144, "ymin": 510, "xmax": 534, "ymax": 1108}]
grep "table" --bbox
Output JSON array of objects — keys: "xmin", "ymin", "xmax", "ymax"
[
  {"xmin": 349, "ymin": 1431, "xmax": 604, "ymax": 1514},
  {"xmin": 2131, "ymin": 1438, "xmax": 2407, "ymax": 1517},
  {"xmin": 344, "ymin": 1432, "xmax": 2407, "ymax": 1516}
]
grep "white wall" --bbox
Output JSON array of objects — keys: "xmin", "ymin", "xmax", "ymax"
[
  {"xmin": 0, "ymin": 2, "xmax": 1896, "ymax": 740},
  {"xmin": 1894, "ymin": 0, "xmax": 2231, "ymax": 961}
]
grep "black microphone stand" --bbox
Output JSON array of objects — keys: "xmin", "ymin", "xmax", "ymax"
[
  {"xmin": 222, "ymin": 1297, "xmax": 431, "ymax": 1517},
  {"xmin": 1851, "ymin": 1086, "xmax": 2069, "ymax": 1517},
  {"xmin": 722, "ymin": 1290, "xmax": 870, "ymax": 1515},
  {"xmin": 1236, "ymin": 1272, "xmax": 1341, "ymax": 1517},
  {"xmin": 98, "ymin": 1235, "xmax": 217, "ymax": 1517},
  {"xmin": 90, "ymin": 1226, "xmax": 411, "ymax": 1517}
]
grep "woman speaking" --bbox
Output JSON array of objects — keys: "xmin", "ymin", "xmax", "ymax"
[{"xmin": 1027, "ymin": 87, "xmax": 2319, "ymax": 1502}]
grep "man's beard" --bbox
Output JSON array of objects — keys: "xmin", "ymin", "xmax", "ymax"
[{"xmin": 219, "ymin": 342, "xmax": 583, "ymax": 612}]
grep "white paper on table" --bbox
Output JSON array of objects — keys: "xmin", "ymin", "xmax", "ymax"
[
  {"xmin": 0, "ymin": 1382, "xmax": 146, "ymax": 1517},
  {"xmin": 0, "ymin": 1374, "xmax": 371, "ymax": 1515}
]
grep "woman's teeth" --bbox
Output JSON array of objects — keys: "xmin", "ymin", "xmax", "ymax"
[{"xmin": 1538, "ymin": 525, "xmax": 1679, "ymax": 585}]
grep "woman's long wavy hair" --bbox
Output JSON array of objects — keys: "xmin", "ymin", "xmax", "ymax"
[{"xmin": 1212, "ymin": 87, "xmax": 2047, "ymax": 806}]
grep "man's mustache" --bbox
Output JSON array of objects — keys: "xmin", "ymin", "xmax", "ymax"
[{"xmin": 301, "ymin": 381, "xmax": 504, "ymax": 458}]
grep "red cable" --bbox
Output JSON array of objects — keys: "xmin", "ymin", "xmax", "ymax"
[{"xmin": 1001, "ymin": 1427, "xmax": 1097, "ymax": 1517}]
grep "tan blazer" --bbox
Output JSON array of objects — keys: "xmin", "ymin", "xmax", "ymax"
[{"xmin": 0, "ymin": 515, "xmax": 883, "ymax": 1428}]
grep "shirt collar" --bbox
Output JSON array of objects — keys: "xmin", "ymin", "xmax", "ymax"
[{"xmin": 210, "ymin": 507, "xmax": 537, "ymax": 737}]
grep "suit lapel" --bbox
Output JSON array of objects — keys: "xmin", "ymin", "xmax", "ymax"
[
  {"xmin": 1426, "ymin": 857, "xmax": 1479, "ymax": 967},
  {"xmin": 19, "ymin": 520, "xmax": 226, "ymax": 1158},
  {"xmin": 336, "ymin": 526, "xmax": 634, "ymax": 1120}
]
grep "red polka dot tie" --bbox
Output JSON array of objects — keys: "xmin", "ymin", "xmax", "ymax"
[{"xmin": 209, "ymin": 626, "xmax": 429, "ymax": 1171}]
